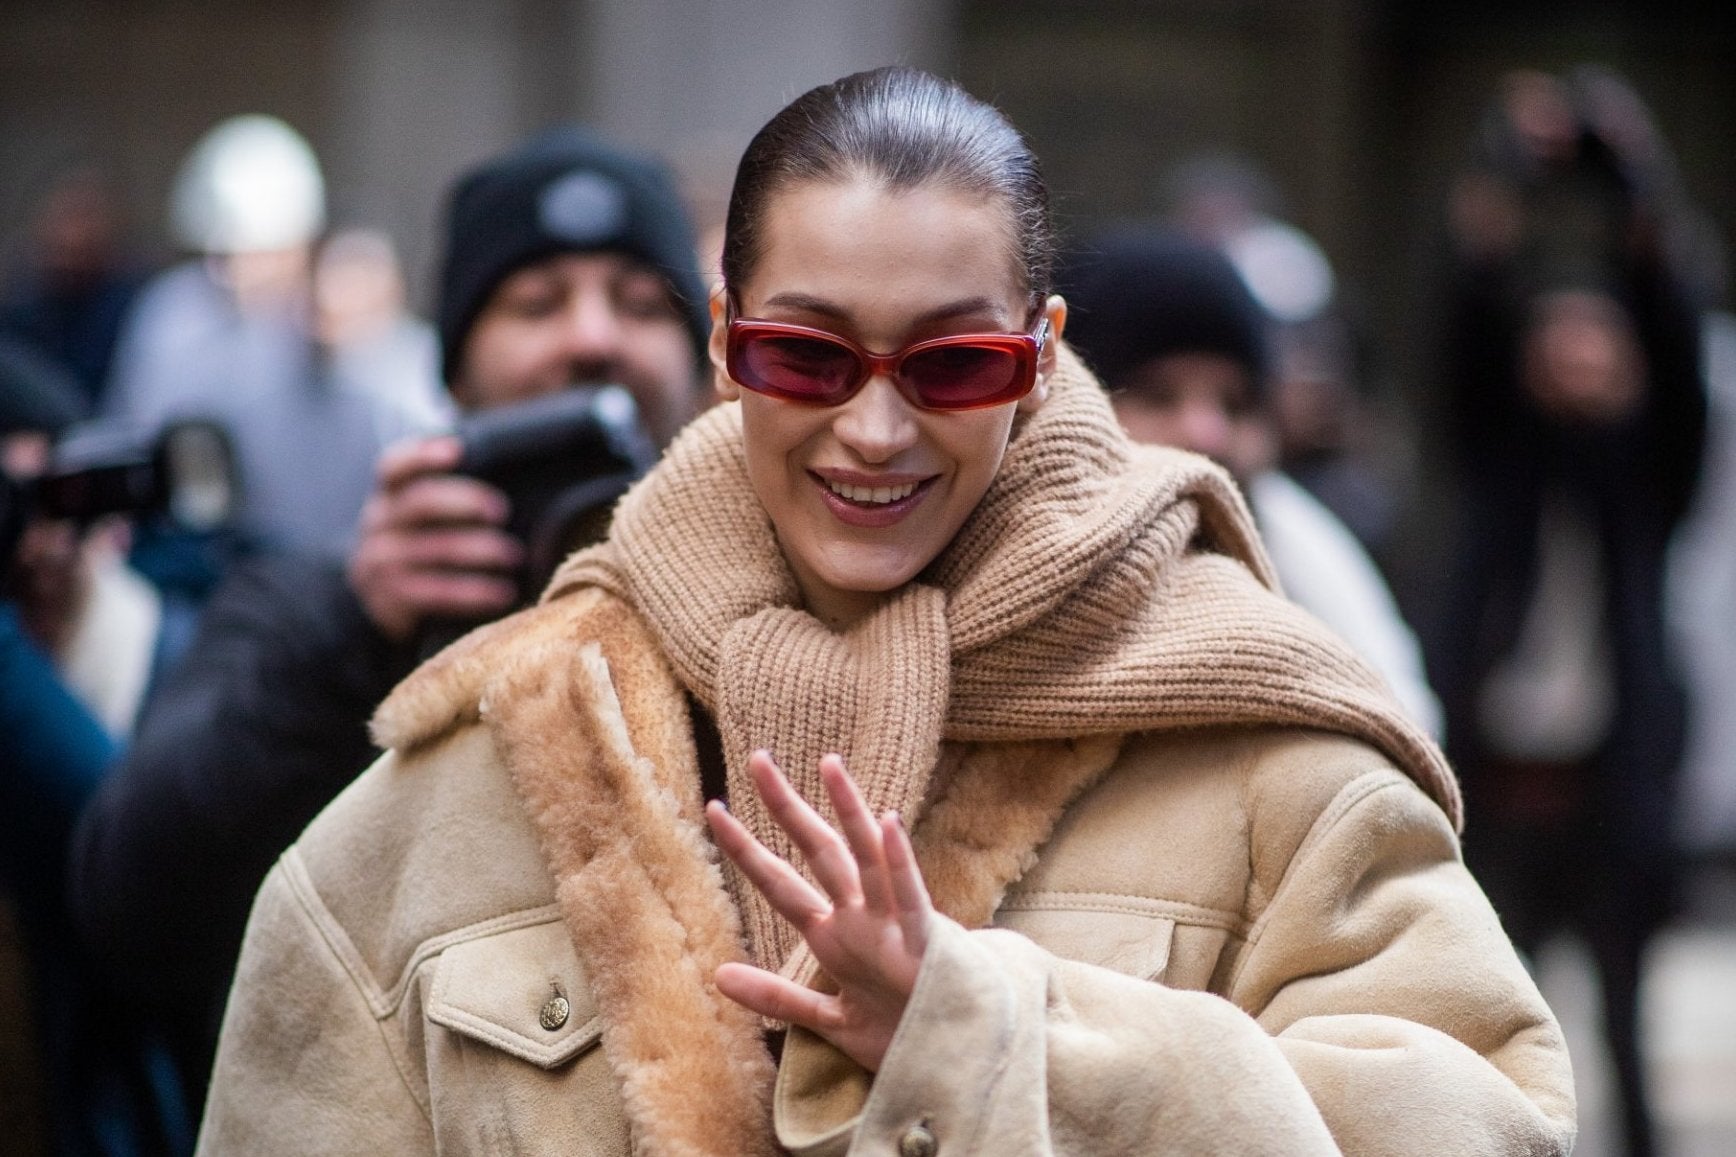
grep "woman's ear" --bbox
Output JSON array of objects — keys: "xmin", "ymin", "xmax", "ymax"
[
  {"xmin": 1017, "ymin": 294, "xmax": 1068, "ymax": 414},
  {"xmin": 709, "ymin": 289, "xmax": 740, "ymax": 401}
]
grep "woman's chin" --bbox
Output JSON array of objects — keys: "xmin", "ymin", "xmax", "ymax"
[
  {"xmin": 791, "ymin": 544, "xmax": 937, "ymax": 624},
  {"xmin": 819, "ymin": 561, "xmax": 923, "ymax": 599}
]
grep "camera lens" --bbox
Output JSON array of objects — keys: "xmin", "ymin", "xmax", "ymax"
[{"xmin": 163, "ymin": 422, "xmax": 237, "ymax": 532}]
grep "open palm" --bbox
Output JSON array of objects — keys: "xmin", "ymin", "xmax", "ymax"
[{"xmin": 705, "ymin": 750, "xmax": 933, "ymax": 1072}]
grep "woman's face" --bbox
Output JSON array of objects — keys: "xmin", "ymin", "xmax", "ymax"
[{"xmin": 712, "ymin": 177, "xmax": 1063, "ymax": 628}]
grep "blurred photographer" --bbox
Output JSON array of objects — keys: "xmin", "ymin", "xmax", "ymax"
[
  {"xmin": 68, "ymin": 126, "xmax": 712, "ymax": 1134},
  {"xmin": 3, "ymin": 339, "xmax": 198, "ymax": 1155},
  {"xmin": 1424, "ymin": 67, "xmax": 1708, "ymax": 1157},
  {"xmin": 1063, "ymin": 228, "xmax": 1442, "ymax": 738},
  {"xmin": 2, "ymin": 334, "xmax": 221, "ymax": 745}
]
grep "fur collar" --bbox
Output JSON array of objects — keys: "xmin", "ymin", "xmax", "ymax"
[{"xmin": 373, "ymin": 588, "xmax": 1119, "ymax": 1156}]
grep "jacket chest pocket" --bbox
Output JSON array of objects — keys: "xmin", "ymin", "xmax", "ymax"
[
  {"xmin": 992, "ymin": 894, "xmax": 1177, "ymax": 983},
  {"xmin": 423, "ymin": 920, "xmax": 627, "ymax": 1154},
  {"xmin": 428, "ymin": 920, "xmax": 601, "ymax": 1065}
]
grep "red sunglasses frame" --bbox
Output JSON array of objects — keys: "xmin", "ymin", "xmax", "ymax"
[{"xmin": 724, "ymin": 308, "xmax": 1050, "ymax": 411}]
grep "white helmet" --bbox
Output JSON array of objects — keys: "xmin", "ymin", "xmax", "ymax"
[
  {"xmin": 170, "ymin": 114, "xmax": 325, "ymax": 254},
  {"xmin": 1222, "ymin": 219, "xmax": 1336, "ymax": 326}
]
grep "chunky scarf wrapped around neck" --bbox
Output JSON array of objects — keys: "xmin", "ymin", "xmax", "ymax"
[{"xmin": 549, "ymin": 345, "xmax": 1458, "ymax": 973}]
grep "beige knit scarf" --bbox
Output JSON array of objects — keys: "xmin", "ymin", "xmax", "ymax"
[{"xmin": 549, "ymin": 345, "xmax": 1458, "ymax": 974}]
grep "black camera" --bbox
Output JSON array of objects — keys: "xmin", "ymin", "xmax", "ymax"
[
  {"xmin": 1, "ymin": 419, "xmax": 238, "ymax": 571},
  {"xmin": 450, "ymin": 383, "xmax": 654, "ymax": 605}
]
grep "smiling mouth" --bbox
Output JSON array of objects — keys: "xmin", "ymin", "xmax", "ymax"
[{"xmin": 823, "ymin": 477, "xmax": 923, "ymax": 506}]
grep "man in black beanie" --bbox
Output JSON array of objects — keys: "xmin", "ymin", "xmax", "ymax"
[
  {"xmin": 1065, "ymin": 227, "xmax": 1441, "ymax": 738},
  {"xmin": 434, "ymin": 125, "xmax": 709, "ymax": 433},
  {"xmin": 1064, "ymin": 228, "xmax": 1277, "ymax": 481},
  {"xmin": 68, "ymin": 126, "xmax": 712, "ymax": 1128},
  {"xmin": 348, "ymin": 126, "xmax": 710, "ymax": 638}
]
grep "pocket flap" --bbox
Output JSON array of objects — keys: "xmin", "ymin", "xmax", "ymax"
[
  {"xmin": 427, "ymin": 920, "xmax": 601, "ymax": 1069},
  {"xmin": 993, "ymin": 898, "xmax": 1176, "ymax": 981}
]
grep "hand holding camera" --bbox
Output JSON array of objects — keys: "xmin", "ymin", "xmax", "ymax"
[
  {"xmin": 2, "ymin": 419, "xmax": 237, "ymax": 649},
  {"xmin": 346, "ymin": 435, "xmax": 523, "ymax": 643},
  {"xmin": 347, "ymin": 384, "xmax": 652, "ymax": 646}
]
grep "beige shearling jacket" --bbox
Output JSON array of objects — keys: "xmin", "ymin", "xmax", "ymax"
[{"xmin": 197, "ymin": 587, "xmax": 1576, "ymax": 1156}]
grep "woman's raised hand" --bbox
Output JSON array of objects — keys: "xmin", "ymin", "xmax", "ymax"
[{"xmin": 705, "ymin": 750, "xmax": 933, "ymax": 1073}]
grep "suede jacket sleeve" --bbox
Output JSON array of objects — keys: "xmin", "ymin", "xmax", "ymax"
[
  {"xmin": 195, "ymin": 857, "xmax": 434, "ymax": 1155},
  {"xmin": 774, "ymin": 768, "xmax": 1577, "ymax": 1156}
]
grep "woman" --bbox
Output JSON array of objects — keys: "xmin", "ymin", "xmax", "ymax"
[{"xmin": 198, "ymin": 68, "xmax": 1574, "ymax": 1155}]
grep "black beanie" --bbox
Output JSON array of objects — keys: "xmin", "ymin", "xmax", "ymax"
[
  {"xmin": 435, "ymin": 126, "xmax": 710, "ymax": 383},
  {"xmin": 1061, "ymin": 227, "xmax": 1272, "ymax": 399}
]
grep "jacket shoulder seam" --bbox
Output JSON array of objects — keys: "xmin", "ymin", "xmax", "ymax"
[
  {"xmin": 270, "ymin": 852, "xmax": 434, "ymax": 1123},
  {"xmin": 280, "ymin": 848, "xmax": 392, "ymax": 1015},
  {"xmin": 281, "ymin": 847, "xmax": 566, "ymax": 1015},
  {"xmin": 1231, "ymin": 766, "xmax": 1414, "ymax": 972}
]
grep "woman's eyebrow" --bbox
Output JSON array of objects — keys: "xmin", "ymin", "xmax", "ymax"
[
  {"xmin": 758, "ymin": 291, "xmax": 845, "ymax": 317},
  {"xmin": 758, "ymin": 292, "xmax": 1009, "ymax": 325}
]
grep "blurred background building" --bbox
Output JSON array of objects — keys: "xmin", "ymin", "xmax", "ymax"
[
  {"xmin": 5, "ymin": 0, "xmax": 1732, "ymax": 611},
  {"xmin": 3, "ymin": 0, "xmax": 1731, "ymax": 394},
  {"xmin": 2, "ymin": 2, "xmax": 1732, "ymax": 1155}
]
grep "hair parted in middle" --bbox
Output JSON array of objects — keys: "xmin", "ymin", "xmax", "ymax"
[{"xmin": 720, "ymin": 66, "xmax": 1057, "ymax": 303}]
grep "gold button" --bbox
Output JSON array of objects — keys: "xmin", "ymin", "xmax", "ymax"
[
  {"xmin": 539, "ymin": 994, "xmax": 571, "ymax": 1031},
  {"xmin": 898, "ymin": 1124, "xmax": 937, "ymax": 1157}
]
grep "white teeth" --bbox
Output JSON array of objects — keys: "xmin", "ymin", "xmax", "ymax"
[{"xmin": 827, "ymin": 479, "xmax": 918, "ymax": 504}]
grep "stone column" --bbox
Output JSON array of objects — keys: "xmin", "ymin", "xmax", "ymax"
[
  {"xmin": 576, "ymin": 0, "xmax": 955, "ymax": 252},
  {"xmin": 324, "ymin": 0, "xmax": 537, "ymax": 297}
]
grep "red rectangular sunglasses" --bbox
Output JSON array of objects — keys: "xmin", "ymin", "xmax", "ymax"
[{"xmin": 725, "ymin": 307, "xmax": 1049, "ymax": 411}]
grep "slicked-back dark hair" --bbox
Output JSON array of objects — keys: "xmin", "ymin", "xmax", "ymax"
[{"xmin": 721, "ymin": 66, "xmax": 1056, "ymax": 303}]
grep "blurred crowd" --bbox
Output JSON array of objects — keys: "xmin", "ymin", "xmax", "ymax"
[{"xmin": 1, "ymin": 63, "xmax": 1730, "ymax": 1157}]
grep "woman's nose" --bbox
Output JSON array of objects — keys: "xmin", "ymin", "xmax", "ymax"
[{"xmin": 832, "ymin": 374, "xmax": 919, "ymax": 462}]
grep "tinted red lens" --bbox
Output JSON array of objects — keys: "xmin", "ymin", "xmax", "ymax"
[
  {"xmin": 727, "ymin": 319, "xmax": 1040, "ymax": 410},
  {"xmin": 736, "ymin": 331, "xmax": 860, "ymax": 403},
  {"xmin": 900, "ymin": 343, "xmax": 1024, "ymax": 408}
]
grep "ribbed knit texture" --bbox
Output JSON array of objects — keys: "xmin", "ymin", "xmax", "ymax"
[{"xmin": 550, "ymin": 345, "xmax": 1460, "ymax": 972}]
